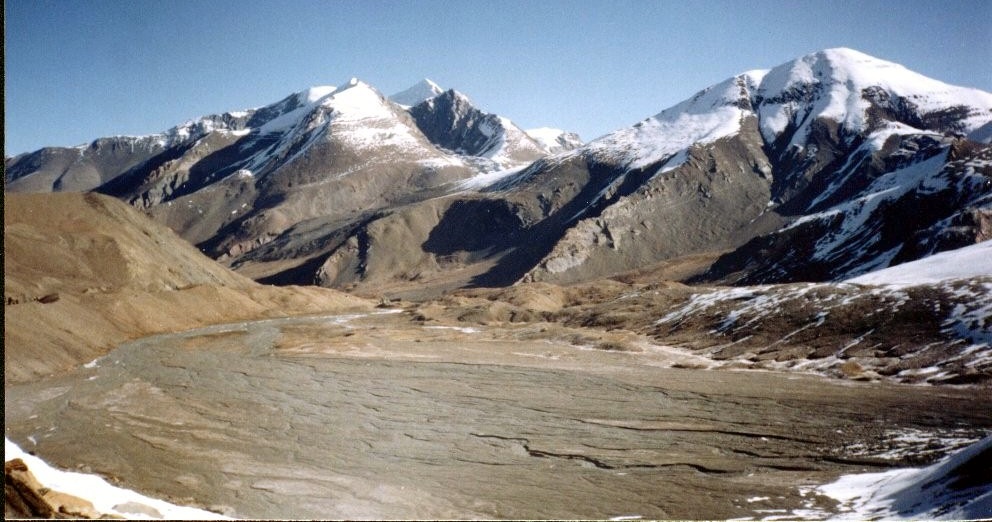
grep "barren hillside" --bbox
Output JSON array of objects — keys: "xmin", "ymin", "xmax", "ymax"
[{"xmin": 3, "ymin": 193, "xmax": 370, "ymax": 383}]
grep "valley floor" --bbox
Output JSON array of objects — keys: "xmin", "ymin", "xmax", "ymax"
[{"xmin": 6, "ymin": 309, "xmax": 990, "ymax": 519}]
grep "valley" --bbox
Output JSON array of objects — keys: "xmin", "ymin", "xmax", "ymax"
[
  {"xmin": 5, "ymin": 46, "xmax": 992, "ymax": 519},
  {"xmin": 7, "ymin": 310, "xmax": 990, "ymax": 519}
]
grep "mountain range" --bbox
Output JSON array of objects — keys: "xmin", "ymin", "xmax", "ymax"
[
  {"xmin": 6, "ymin": 48, "xmax": 991, "ymax": 298},
  {"xmin": 6, "ymin": 48, "xmax": 992, "ymax": 519}
]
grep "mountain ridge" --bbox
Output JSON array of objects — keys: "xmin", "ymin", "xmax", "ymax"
[
  {"xmin": 389, "ymin": 78, "xmax": 445, "ymax": 107},
  {"xmin": 302, "ymin": 48, "xmax": 991, "ymax": 294},
  {"xmin": 5, "ymin": 48, "xmax": 990, "ymax": 296}
]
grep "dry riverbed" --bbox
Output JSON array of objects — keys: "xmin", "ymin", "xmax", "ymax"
[{"xmin": 5, "ymin": 310, "xmax": 990, "ymax": 519}]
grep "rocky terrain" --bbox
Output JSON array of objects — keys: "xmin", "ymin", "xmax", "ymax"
[
  {"xmin": 3, "ymin": 192, "xmax": 369, "ymax": 383},
  {"xmin": 5, "ymin": 306, "xmax": 991, "ymax": 519},
  {"xmin": 4, "ymin": 189, "xmax": 991, "ymax": 520},
  {"xmin": 4, "ymin": 78, "xmax": 581, "ymax": 287},
  {"xmin": 8, "ymin": 50, "xmax": 989, "ymax": 296},
  {"xmin": 4, "ymin": 48, "xmax": 992, "ymax": 519},
  {"xmin": 408, "ymin": 254, "xmax": 992, "ymax": 386}
]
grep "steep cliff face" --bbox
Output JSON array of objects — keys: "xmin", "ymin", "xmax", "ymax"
[
  {"xmin": 699, "ymin": 138, "xmax": 992, "ymax": 284},
  {"xmin": 409, "ymin": 89, "xmax": 548, "ymax": 169}
]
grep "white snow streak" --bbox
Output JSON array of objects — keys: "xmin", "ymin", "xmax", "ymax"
[
  {"xmin": 4, "ymin": 438, "xmax": 229, "ymax": 519},
  {"xmin": 846, "ymin": 240, "xmax": 992, "ymax": 285},
  {"xmin": 814, "ymin": 436, "xmax": 992, "ymax": 520}
]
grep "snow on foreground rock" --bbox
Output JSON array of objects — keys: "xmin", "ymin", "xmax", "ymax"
[
  {"xmin": 846, "ymin": 241, "xmax": 992, "ymax": 346},
  {"xmin": 846, "ymin": 240, "xmax": 992, "ymax": 285},
  {"xmin": 4, "ymin": 437, "xmax": 229, "ymax": 519},
  {"xmin": 651, "ymin": 238, "xmax": 992, "ymax": 382},
  {"xmin": 805, "ymin": 435, "xmax": 992, "ymax": 520}
]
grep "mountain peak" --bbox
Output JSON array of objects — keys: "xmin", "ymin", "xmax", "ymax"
[
  {"xmin": 817, "ymin": 46, "xmax": 877, "ymax": 60},
  {"xmin": 296, "ymin": 85, "xmax": 337, "ymax": 105},
  {"xmin": 756, "ymin": 47, "xmax": 992, "ymax": 145},
  {"xmin": 390, "ymin": 78, "xmax": 446, "ymax": 106},
  {"xmin": 419, "ymin": 78, "xmax": 442, "ymax": 91},
  {"xmin": 331, "ymin": 77, "xmax": 376, "ymax": 95}
]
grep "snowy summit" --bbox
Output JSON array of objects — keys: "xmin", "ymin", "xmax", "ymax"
[
  {"xmin": 390, "ymin": 78, "xmax": 445, "ymax": 107},
  {"xmin": 525, "ymin": 127, "xmax": 584, "ymax": 154},
  {"xmin": 581, "ymin": 47, "xmax": 992, "ymax": 172}
]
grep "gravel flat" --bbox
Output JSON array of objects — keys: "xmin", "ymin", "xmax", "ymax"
[{"xmin": 6, "ymin": 311, "xmax": 990, "ymax": 519}]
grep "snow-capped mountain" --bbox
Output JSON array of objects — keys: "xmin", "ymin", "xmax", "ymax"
[
  {"xmin": 525, "ymin": 128, "xmax": 584, "ymax": 154},
  {"xmin": 580, "ymin": 48, "xmax": 991, "ymax": 178},
  {"xmin": 389, "ymin": 78, "xmax": 445, "ymax": 107},
  {"xmin": 393, "ymin": 82, "xmax": 583, "ymax": 160},
  {"xmin": 507, "ymin": 47, "xmax": 992, "ymax": 285},
  {"xmin": 307, "ymin": 48, "xmax": 992, "ymax": 294},
  {"xmin": 409, "ymin": 89, "xmax": 550, "ymax": 169},
  {"xmin": 5, "ymin": 78, "xmax": 583, "ymax": 273},
  {"xmin": 755, "ymin": 48, "xmax": 992, "ymax": 145},
  {"xmin": 6, "ymin": 49, "xmax": 990, "ymax": 292},
  {"xmin": 3, "ymin": 84, "xmax": 347, "ymax": 194}
]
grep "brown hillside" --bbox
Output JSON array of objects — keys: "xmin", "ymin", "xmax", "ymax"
[{"xmin": 4, "ymin": 192, "xmax": 370, "ymax": 384}]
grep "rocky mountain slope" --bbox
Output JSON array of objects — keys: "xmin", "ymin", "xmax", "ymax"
[
  {"xmin": 527, "ymin": 48, "xmax": 992, "ymax": 285},
  {"xmin": 402, "ymin": 240, "xmax": 991, "ymax": 386},
  {"xmin": 6, "ymin": 49, "xmax": 990, "ymax": 296},
  {"xmin": 3, "ymin": 192, "xmax": 369, "ymax": 384},
  {"xmin": 5, "ymin": 79, "xmax": 581, "ymax": 285},
  {"xmin": 409, "ymin": 89, "xmax": 550, "ymax": 168},
  {"xmin": 299, "ymin": 48, "xmax": 992, "ymax": 296}
]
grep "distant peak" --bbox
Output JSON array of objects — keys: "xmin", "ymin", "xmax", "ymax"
[
  {"xmin": 298, "ymin": 85, "xmax": 336, "ymax": 104},
  {"xmin": 334, "ymin": 77, "xmax": 372, "ymax": 92},
  {"xmin": 390, "ymin": 78, "xmax": 447, "ymax": 106},
  {"xmin": 817, "ymin": 47, "xmax": 876, "ymax": 59},
  {"xmin": 419, "ymin": 78, "xmax": 442, "ymax": 90},
  {"xmin": 800, "ymin": 47, "xmax": 905, "ymax": 73}
]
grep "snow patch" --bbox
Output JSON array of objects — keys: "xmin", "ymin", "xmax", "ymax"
[
  {"xmin": 584, "ymin": 70, "xmax": 766, "ymax": 172},
  {"xmin": 4, "ymin": 438, "xmax": 230, "ymax": 519},
  {"xmin": 525, "ymin": 127, "xmax": 583, "ymax": 154},
  {"xmin": 787, "ymin": 153, "xmax": 952, "ymax": 273},
  {"xmin": 454, "ymin": 165, "xmax": 528, "ymax": 191},
  {"xmin": 846, "ymin": 240, "xmax": 992, "ymax": 285},
  {"xmin": 815, "ymin": 436, "xmax": 992, "ymax": 520},
  {"xmin": 424, "ymin": 325, "xmax": 480, "ymax": 334}
]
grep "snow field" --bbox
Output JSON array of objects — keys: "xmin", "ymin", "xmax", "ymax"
[{"xmin": 814, "ymin": 436, "xmax": 992, "ymax": 520}]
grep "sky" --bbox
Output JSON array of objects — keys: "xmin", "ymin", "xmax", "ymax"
[{"xmin": 5, "ymin": 0, "xmax": 992, "ymax": 155}]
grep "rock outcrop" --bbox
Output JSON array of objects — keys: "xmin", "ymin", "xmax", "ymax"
[{"xmin": 5, "ymin": 459, "xmax": 101, "ymax": 519}]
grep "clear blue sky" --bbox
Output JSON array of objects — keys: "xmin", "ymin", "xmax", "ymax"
[{"xmin": 5, "ymin": 0, "xmax": 991, "ymax": 155}]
